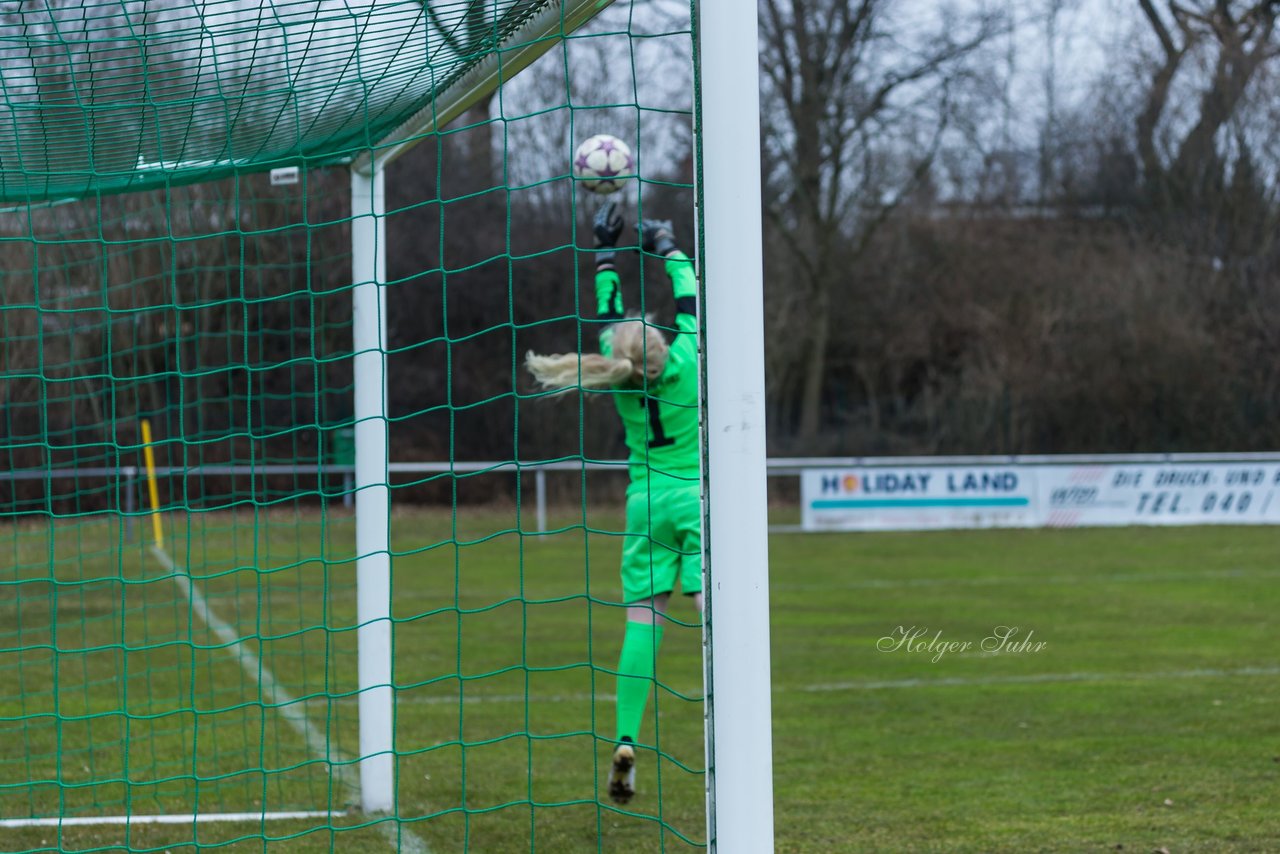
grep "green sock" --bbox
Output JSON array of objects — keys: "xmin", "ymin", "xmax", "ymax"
[{"xmin": 615, "ymin": 620, "xmax": 664, "ymax": 743}]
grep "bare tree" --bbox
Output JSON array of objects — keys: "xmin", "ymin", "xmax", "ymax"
[
  {"xmin": 758, "ymin": 0, "xmax": 999, "ymax": 443},
  {"xmin": 1135, "ymin": 0, "xmax": 1280, "ymax": 201}
]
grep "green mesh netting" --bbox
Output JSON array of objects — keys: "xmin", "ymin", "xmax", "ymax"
[
  {"xmin": 0, "ymin": 0, "xmax": 554, "ymax": 201},
  {"xmin": 0, "ymin": 173, "xmax": 362, "ymax": 842},
  {"xmin": 0, "ymin": 1, "xmax": 703, "ymax": 851}
]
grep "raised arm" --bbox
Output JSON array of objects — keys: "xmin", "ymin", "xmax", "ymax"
[
  {"xmin": 592, "ymin": 202, "xmax": 625, "ymax": 356},
  {"xmin": 638, "ymin": 219, "xmax": 698, "ymax": 343}
]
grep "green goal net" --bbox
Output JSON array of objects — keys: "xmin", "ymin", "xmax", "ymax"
[{"xmin": 0, "ymin": 1, "xmax": 715, "ymax": 852}]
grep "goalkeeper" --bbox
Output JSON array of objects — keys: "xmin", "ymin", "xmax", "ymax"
[{"xmin": 525, "ymin": 202, "xmax": 701, "ymax": 805}]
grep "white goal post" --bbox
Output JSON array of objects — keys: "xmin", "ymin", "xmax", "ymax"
[{"xmin": 696, "ymin": 0, "xmax": 775, "ymax": 850}]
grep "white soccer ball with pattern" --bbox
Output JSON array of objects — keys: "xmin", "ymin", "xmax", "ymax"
[{"xmin": 572, "ymin": 134, "xmax": 634, "ymax": 194}]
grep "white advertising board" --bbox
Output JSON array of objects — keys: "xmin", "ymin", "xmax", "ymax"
[{"xmin": 801, "ymin": 461, "xmax": 1280, "ymax": 531}]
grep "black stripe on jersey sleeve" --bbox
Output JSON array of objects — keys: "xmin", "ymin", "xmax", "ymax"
[{"xmin": 675, "ymin": 296, "xmax": 697, "ymax": 317}]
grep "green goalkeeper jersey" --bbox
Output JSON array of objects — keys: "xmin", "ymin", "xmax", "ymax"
[{"xmin": 597, "ymin": 252, "xmax": 700, "ymax": 492}]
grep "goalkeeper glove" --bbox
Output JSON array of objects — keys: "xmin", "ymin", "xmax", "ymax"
[
  {"xmin": 637, "ymin": 219, "xmax": 678, "ymax": 257},
  {"xmin": 593, "ymin": 201, "xmax": 625, "ymax": 268}
]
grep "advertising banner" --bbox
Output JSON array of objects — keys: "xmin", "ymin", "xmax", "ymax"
[
  {"xmin": 801, "ymin": 461, "xmax": 1280, "ymax": 531},
  {"xmin": 802, "ymin": 466, "xmax": 1035, "ymax": 531}
]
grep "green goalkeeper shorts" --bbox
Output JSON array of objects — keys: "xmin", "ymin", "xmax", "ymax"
[{"xmin": 620, "ymin": 483, "xmax": 702, "ymax": 604}]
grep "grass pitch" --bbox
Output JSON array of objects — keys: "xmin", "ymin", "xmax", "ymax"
[{"xmin": 1, "ymin": 509, "xmax": 1277, "ymax": 852}]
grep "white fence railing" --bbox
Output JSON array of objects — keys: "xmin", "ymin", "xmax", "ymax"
[{"xmin": 6, "ymin": 453, "xmax": 1280, "ymax": 534}]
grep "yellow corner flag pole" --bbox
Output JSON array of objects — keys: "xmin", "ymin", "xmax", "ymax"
[{"xmin": 140, "ymin": 419, "xmax": 164, "ymax": 549}]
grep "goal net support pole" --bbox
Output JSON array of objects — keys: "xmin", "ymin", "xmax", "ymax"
[
  {"xmin": 351, "ymin": 163, "xmax": 395, "ymax": 814},
  {"xmin": 698, "ymin": 0, "xmax": 776, "ymax": 850}
]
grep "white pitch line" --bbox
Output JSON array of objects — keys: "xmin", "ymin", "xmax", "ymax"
[
  {"xmin": 149, "ymin": 546, "xmax": 431, "ymax": 854},
  {"xmin": 332, "ymin": 662, "xmax": 1280, "ymax": 709},
  {"xmin": 360, "ymin": 691, "xmax": 617, "ymax": 707},
  {"xmin": 771, "ymin": 567, "xmax": 1280, "ymax": 591},
  {"xmin": 149, "ymin": 547, "xmax": 340, "ymax": 767},
  {"xmin": 799, "ymin": 664, "xmax": 1280, "ymax": 693},
  {"xmin": 0, "ymin": 811, "xmax": 339, "ymax": 829}
]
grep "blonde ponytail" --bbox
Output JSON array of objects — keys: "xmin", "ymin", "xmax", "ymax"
[
  {"xmin": 526, "ymin": 317, "xmax": 671, "ymax": 392},
  {"xmin": 525, "ymin": 351, "xmax": 636, "ymax": 390}
]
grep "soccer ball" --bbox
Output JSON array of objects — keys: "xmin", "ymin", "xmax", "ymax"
[{"xmin": 572, "ymin": 134, "xmax": 634, "ymax": 194}]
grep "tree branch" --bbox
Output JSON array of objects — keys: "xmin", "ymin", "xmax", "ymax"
[{"xmin": 1138, "ymin": 0, "xmax": 1179, "ymax": 56}]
